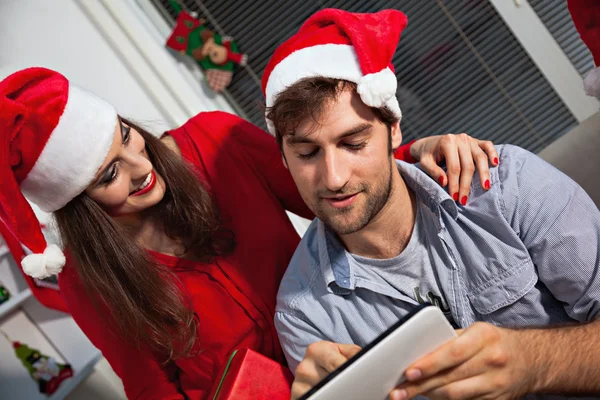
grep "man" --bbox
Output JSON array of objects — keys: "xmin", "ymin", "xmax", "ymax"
[{"xmin": 262, "ymin": 8, "xmax": 600, "ymax": 400}]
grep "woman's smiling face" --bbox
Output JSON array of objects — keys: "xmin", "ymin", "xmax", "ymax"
[{"xmin": 85, "ymin": 118, "xmax": 166, "ymax": 216}]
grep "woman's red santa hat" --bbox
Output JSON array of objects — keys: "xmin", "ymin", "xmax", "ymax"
[
  {"xmin": 569, "ymin": 0, "xmax": 600, "ymax": 99},
  {"xmin": 0, "ymin": 67, "xmax": 117, "ymax": 279},
  {"xmin": 262, "ymin": 8, "xmax": 408, "ymax": 133}
]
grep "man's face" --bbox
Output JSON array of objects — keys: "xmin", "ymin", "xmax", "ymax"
[{"xmin": 282, "ymin": 89, "xmax": 402, "ymax": 235}]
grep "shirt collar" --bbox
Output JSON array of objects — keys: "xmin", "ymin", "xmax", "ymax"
[
  {"xmin": 396, "ymin": 160, "xmax": 458, "ymax": 221},
  {"xmin": 318, "ymin": 160, "xmax": 458, "ymax": 292}
]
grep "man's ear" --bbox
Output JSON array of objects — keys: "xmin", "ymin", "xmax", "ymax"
[{"xmin": 390, "ymin": 120, "xmax": 402, "ymax": 150}]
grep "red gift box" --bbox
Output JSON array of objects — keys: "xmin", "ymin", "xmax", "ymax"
[{"xmin": 209, "ymin": 348, "xmax": 293, "ymax": 400}]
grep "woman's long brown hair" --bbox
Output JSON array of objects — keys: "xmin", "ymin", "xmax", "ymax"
[{"xmin": 54, "ymin": 120, "xmax": 234, "ymax": 361}]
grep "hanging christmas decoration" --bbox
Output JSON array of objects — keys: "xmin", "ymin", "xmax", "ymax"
[
  {"xmin": 0, "ymin": 281, "xmax": 9, "ymax": 305},
  {"xmin": 1, "ymin": 330, "xmax": 74, "ymax": 395},
  {"xmin": 165, "ymin": 0, "xmax": 247, "ymax": 92}
]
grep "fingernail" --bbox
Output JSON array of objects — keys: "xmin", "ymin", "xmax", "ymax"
[
  {"xmin": 453, "ymin": 192, "xmax": 459, "ymax": 201},
  {"xmin": 461, "ymin": 196, "xmax": 468, "ymax": 206},
  {"xmin": 494, "ymin": 157, "xmax": 499, "ymax": 165},
  {"xmin": 405, "ymin": 368, "xmax": 422, "ymax": 381},
  {"xmin": 390, "ymin": 389, "xmax": 407, "ymax": 400},
  {"xmin": 438, "ymin": 176, "xmax": 444, "ymax": 186},
  {"xmin": 484, "ymin": 179, "xmax": 490, "ymax": 190}
]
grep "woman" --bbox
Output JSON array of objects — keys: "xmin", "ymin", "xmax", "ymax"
[{"xmin": 0, "ymin": 67, "xmax": 496, "ymax": 399}]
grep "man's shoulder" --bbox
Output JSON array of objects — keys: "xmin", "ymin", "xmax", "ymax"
[
  {"xmin": 277, "ymin": 219, "xmax": 326, "ymax": 310},
  {"xmin": 494, "ymin": 143, "xmax": 576, "ymax": 189},
  {"xmin": 496, "ymin": 144, "xmax": 538, "ymax": 166}
]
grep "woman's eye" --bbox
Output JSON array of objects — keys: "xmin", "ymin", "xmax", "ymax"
[
  {"xmin": 123, "ymin": 126, "xmax": 131, "ymax": 144},
  {"xmin": 102, "ymin": 164, "xmax": 119, "ymax": 186}
]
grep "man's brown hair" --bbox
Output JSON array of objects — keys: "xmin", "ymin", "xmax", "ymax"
[{"xmin": 266, "ymin": 77, "xmax": 399, "ymax": 153}]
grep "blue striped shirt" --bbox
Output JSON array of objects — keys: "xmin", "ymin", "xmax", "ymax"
[{"xmin": 275, "ymin": 145, "xmax": 600, "ymax": 397}]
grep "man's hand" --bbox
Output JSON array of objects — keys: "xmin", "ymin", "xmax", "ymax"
[
  {"xmin": 291, "ymin": 341, "xmax": 362, "ymax": 400},
  {"xmin": 410, "ymin": 133, "xmax": 497, "ymax": 205},
  {"xmin": 389, "ymin": 322, "xmax": 532, "ymax": 400}
]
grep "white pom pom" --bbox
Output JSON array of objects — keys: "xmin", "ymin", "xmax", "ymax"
[
  {"xmin": 357, "ymin": 68, "xmax": 398, "ymax": 108},
  {"xmin": 44, "ymin": 244, "xmax": 66, "ymax": 275},
  {"xmin": 21, "ymin": 254, "xmax": 49, "ymax": 279},
  {"xmin": 21, "ymin": 245, "xmax": 65, "ymax": 279},
  {"xmin": 583, "ymin": 66, "xmax": 600, "ymax": 100}
]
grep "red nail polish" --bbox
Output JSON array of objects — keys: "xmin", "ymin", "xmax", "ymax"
[
  {"xmin": 484, "ymin": 180, "xmax": 490, "ymax": 190},
  {"xmin": 453, "ymin": 193, "xmax": 459, "ymax": 201},
  {"xmin": 438, "ymin": 176, "xmax": 444, "ymax": 185},
  {"xmin": 461, "ymin": 196, "xmax": 468, "ymax": 206},
  {"xmin": 494, "ymin": 157, "xmax": 499, "ymax": 165}
]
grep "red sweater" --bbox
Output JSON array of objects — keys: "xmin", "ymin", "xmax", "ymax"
[{"xmin": 58, "ymin": 112, "xmax": 415, "ymax": 399}]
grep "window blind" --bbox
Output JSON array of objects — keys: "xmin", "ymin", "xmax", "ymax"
[
  {"xmin": 149, "ymin": 0, "xmax": 579, "ymax": 153},
  {"xmin": 530, "ymin": 0, "xmax": 595, "ymax": 77}
]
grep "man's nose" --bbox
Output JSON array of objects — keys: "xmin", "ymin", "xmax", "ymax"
[{"xmin": 321, "ymin": 149, "xmax": 350, "ymax": 192}]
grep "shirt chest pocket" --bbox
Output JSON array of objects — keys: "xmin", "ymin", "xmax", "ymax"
[{"xmin": 466, "ymin": 260, "xmax": 538, "ymax": 315}]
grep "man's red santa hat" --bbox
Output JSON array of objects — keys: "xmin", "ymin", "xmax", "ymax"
[
  {"xmin": 262, "ymin": 8, "xmax": 408, "ymax": 133},
  {"xmin": 0, "ymin": 67, "xmax": 117, "ymax": 279},
  {"xmin": 569, "ymin": 0, "xmax": 600, "ymax": 99}
]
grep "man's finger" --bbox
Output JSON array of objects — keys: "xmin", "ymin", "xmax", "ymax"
[
  {"xmin": 337, "ymin": 343, "xmax": 362, "ymax": 359},
  {"xmin": 291, "ymin": 382, "xmax": 315, "ymax": 400},
  {"xmin": 404, "ymin": 327, "xmax": 486, "ymax": 382},
  {"xmin": 393, "ymin": 344, "xmax": 492, "ymax": 400},
  {"xmin": 424, "ymin": 375, "xmax": 496, "ymax": 400},
  {"xmin": 307, "ymin": 342, "xmax": 352, "ymax": 373}
]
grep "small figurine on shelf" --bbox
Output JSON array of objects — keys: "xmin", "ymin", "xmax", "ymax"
[
  {"xmin": 165, "ymin": 0, "xmax": 247, "ymax": 92},
  {"xmin": 0, "ymin": 281, "xmax": 10, "ymax": 305},
  {"xmin": 1, "ymin": 330, "xmax": 74, "ymax": 395}
]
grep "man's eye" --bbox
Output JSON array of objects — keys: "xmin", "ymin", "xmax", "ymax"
[
  {"xmin": 345, "ymin": 142, "xmax": 366, "ymax": 151},
  {"xmin": 298, "ymin": 149, "xmax": 319, "ymax": 160}
]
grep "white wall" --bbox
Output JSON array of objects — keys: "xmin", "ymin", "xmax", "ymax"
[{"xmin": 0, "ymin": 0, "xmax": 168, "ymax": 128}]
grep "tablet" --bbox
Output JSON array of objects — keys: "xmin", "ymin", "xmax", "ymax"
[{"xmin": 299, "ymin": 304, "xmax": 457, "ymax": 400}]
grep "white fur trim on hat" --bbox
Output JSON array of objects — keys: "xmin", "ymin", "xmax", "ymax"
[
  {"xmin": 21, "ymin": 244, "xmax": 66, "ymax": 279},
  {"xmin": 265, "ymin": 44, "xmax": 402, "ymax": 134},
  {"xmin": 584, "ymin": 66, "xmax": 600, "ymax": 100},
  {"xmin": 20, "ymin": 85, "xmax": 117, "ymax": 212}
]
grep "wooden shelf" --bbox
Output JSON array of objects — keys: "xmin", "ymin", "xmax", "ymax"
[{"xmin": 0, "ymin": 289, "xmax": 32, "ymax": 319}]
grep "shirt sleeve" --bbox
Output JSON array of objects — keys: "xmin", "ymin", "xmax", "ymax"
[
  {"xmin": 274, "ymin": 310, "xmax": 327, "ymax": 374},
  {"xmin": 394, "ymin": 140, "xmax": 417, "ymax": 163},
  {"xmin": 497, "ymin": 145, "xmax": 600, "ymax": 322},
  {"xmin": 59, "ymin": 265, "xmax": 187, "ymax": 400}
]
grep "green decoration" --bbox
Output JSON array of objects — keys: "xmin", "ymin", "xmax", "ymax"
[
  {"xmin": 1, "ymin": 330, "xmax": 74, "ymax": 395},
  {"xmin": 0, "ymin": 282, "xmax": 10, "ymax": 305},
  {"xmin": 165, "ymin": 1, "xmax": 247, "ymax": 92}
]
